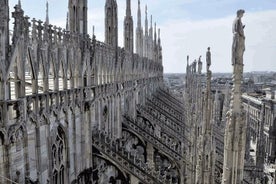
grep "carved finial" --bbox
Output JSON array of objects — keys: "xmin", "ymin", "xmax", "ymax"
[
  {"xmin": 137, "ymin": 0, "xmax": 141, "ymax": 28},
  {"xmin": 46, "ymin": 1, "xmax": 49, "ymax": 25},
  {"xmin": 150, "ymin": 15, "xmax": 153, "ymax": 28},
  {"xmin": 18, "ymin": 0, "xmax": 21, "ymax": 8},
  {"xmin": 66, "ymin": 12, "xmax": 69, "ymax": 30},
  {"xmin": 198, "ymin": 56, "xmax": 202, "ymax": 74},
  {"xmin": 145, "ymin": 5, "xmax": 148, "ymax": 34},
  {"xmin": 158, "ymin": 29, "xmax": 160, "ymax": 39},
  {"xmin": 187, "ymin": 55, "xmax": 189, "ymax": 65},
  {"xmin": 93, "ymin": 25, "xmax": 95, "ymax": 36},
  {"xmin": 206, "ymin": 47, "xmax": 211, "ymax": 70},
  {"xmin": 154, "ymin": 22, "xmax": 157, "ymax": 43},
  {"xmin": 126, "ymin": 0, "xmax": 131, "ymax": 16}
]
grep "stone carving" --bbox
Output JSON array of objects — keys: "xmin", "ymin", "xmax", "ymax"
[
  {"xmin": 8, "ymin": 124, "xmax": 26, "ymax": 144},
  {"xmin": 93, "ymin": 157, "xmax": 127, "ymax": 184},
  {"xmin": 154, "ymin": 152, "xmax": 179, "ymax": 183},
  {"xmin": 122, "ymin": 130, "xmax": 145, "ymax": 162},
  {"xmin": 198, "ymin": 56, "xmax": 202, "ymax": 74},
  {"xmin": 192, "ymin": 60, "xmax": 197, "ymax": 73},
  {"xmin": 232, "ymin": 9, "xmax": 245, "ymax": 65},
  {"xmin": 222, "ymin": 9, "xmax": 247, "ymax": 184},
  {"xmin": 206, "ymin": 47, "xmax": 211, "ymax": 70}
]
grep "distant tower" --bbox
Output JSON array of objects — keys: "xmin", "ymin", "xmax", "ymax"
[
  {"xmin": 68, "ymin": 0, "xmax": 88, "ymax": 34},
  {"xmin": 136, "ymin": 0, "xmax": 143, "ymax": 56},
  {"xmin": 105, "ymin": 0, "xmax": 118, "ymax": 48},
  {"xmin": 124, "ymin": 0, "xmax": 133, "ymax": 53}
]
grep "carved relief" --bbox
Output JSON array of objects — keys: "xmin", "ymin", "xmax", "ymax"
[
  {"xmin": 8, "ymin": 124, "xmax": 26, "ymax": 144},
  {"xmin": 122, "ymin": 130, "xmax": 146, "ymax": 162},
  {"xmin": 154, "ymin": 151, "xmax": 180, "ymax": 184},
  {"xmin": 93, "ymin": 157, "xmax": 128, "ymax": 184}
]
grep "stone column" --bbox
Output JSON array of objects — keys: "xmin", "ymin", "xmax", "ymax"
[
  {"xmin": 222, "ymin": 9, "xmax": 246, "ymax": 184},
  {"xmin": 111, "ymin": 96, "xmax": 115, "ymax": 137},
  {"xmin": 244, "ymin": 100, "xmax": 251, "ymax": 161},
  {"xmin": 98, "ymin": 99, "xmax": 102, "ymax": 130},
  {"xmin": 256, "ymin": 103, "xmax": 265, "ymax": 177},
  {"xmin": 116, "ymin": 94, "xmax": 122, "ymax": 138},
  {"xmin": 202, "ymin": 48, "xmax": 214, "ymax": 184},
  {"xmin": 85, "ymin": 104, "xmax": 92, "ymax": 168},
  {"xmin": 146, "ymin": 143, "xmax": 155, "ymax": 169}
]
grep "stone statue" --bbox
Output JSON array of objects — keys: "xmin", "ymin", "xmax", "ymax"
[
  {"xmin": 206, "ymin": 47, "xmax": 211, "ymax": 70},
  {"xmin": 222, "ymin": 10, "xmax": 247, "ymax": 184},
  {"xmin": 232, "ymin": 9, "xmax": 245, "ymax": 65},
  {"xmin": 198, "ymin": 56, "xmax": 202, "ymax": 74},
  {"xmin": 192, "ymin": 60, "xmax": 197, "ymax": 73}
]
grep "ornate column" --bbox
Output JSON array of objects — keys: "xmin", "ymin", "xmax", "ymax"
[
  {"xmin": 0, "ymin": 0, "xmax": 10, "ymax": 101},
  {"xmin": 146, "ymin": 143, "xmax": 155, "ymax": 169},
  {"xmin": 222, "ymin": 9, "xmax": 246, "ymax": 184},
  {"xmin": 256, "ymin": 103, "xmax": 265, "ymax": 177},
  {"xmin": 202, "ymin": 47, "xmax": 214, "ymax": 184}
]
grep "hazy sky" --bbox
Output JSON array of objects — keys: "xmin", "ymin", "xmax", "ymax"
[{"xmin": 9, "ymin": 0, "xmax": 276, "ymax": 73}]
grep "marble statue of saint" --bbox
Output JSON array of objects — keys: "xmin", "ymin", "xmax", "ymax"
[
  {"xmin": 206, "ymin": 47, "xmax": 211, "ymax": 70},
  {"xmin": 192, "ymin": 60, "xmax": 197, "ymax": 73},
  {"xmin": 232, "ymin": 9, "xmax": 245, "ymax": 65},
  {"xmin": 198, "ymin": 56, "xmax": 202, "ymax": 74}
]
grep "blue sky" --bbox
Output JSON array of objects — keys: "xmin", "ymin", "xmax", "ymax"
[{"xmin": 9, "ymin": 0, "xmax": 276, "ymax": 73}]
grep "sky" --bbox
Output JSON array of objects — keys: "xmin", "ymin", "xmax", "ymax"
[{"xmin": 9, "ymin": 0, "xmax": 276, "ymax": 73}]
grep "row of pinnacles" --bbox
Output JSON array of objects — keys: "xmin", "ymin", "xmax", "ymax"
[
  {"xmin": 0, "ymin": 0, "xmax": 163, "ymax": 100},
  {"xmin": 104, "ymin": 0, "xmax": 162, "ymax": 62},
  {"xmin": 69, "ymin": 0, "xmax": 163, "ymax": 62},
  {"xmin": 0, "ymin": 0, "xmax": 165, "ymax": 183}
]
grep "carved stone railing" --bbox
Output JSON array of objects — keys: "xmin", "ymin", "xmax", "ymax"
[
  {"xmin": 146, "ymin": 98, "xmax": 183, "ymax": 126},
  {"xmin": 150, "ymin": 97, "xmax": 185, "ymax": 123},
  {"xmin": 123, "ymin": 116, "xmax": 191, "ymax": 167},
  {"xmin": 137, "ymin": 105, "xmax": 190, "ymax": 144},
  {"xmin": 7, "ymin": 12, "xmax": 163, "ymax": 90},
  {"xmin": 92, "ymin": 130, "xmax": 166, "ymax": 184},
  {"xmin": 157, "ymin": 89, "xmax": 184, "ymax": 108},
  {"xmin": 154, "ymin": 90, "xmax": 184, "ymax": 115},
  {"xmin": 152, "ymin": 94, "xmax": 186, "ymax": 122},
  {"xmin": 0, "ymin": 76, "xmax": 162, "ymax": 135},
  {"xmin": 153, "ymin": 93, "xmax": 183, "ymax": 115},
  {"xmin": 146, "ymin": 99, "xmax": 186, "ymax": 130}
]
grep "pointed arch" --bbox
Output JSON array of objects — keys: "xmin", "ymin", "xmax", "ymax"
[
  {"xmin": 92, "ymin": 152, "xmax": 129, "ymax": 183},
  {"xmin": 50, "ymin": 124, "xmax": 67, "ymax": 184}
]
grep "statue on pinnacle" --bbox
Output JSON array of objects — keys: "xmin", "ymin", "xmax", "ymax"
[
  {"xmin": 222, "ymin": 9, "xmax": 247, "ymax": 184},
  {"xmin": 232, "ymin": 9, "xmax": 245, "ymax": 65}
]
